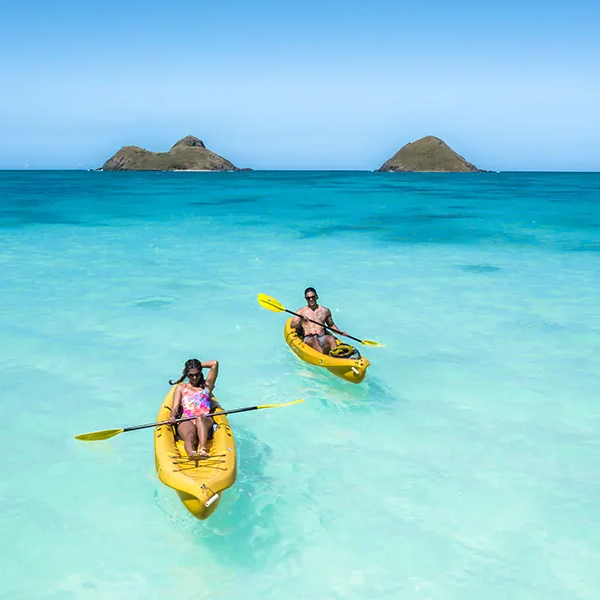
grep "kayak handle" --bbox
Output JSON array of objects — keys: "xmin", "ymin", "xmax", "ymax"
[{"xmin": 205, "ymin": 493, "xmax": 220, "ymax": 508}]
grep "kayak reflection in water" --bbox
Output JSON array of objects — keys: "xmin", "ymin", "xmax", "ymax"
[
  {"xmin": 290, "ymin": 287, "xmax": 348, "ymax": 355},
  {"xmin": 168, "ymin": 358, "xmax": 219, "ymax": 460}
]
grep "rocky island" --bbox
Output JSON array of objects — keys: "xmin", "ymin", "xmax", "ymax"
[
  {"xmin": 377, "ymin": 136, "xmax": 480, "ymax": 172},
  {"xmin": 100, "ymin": 135, "xmax": 245, "ymax": 171}
]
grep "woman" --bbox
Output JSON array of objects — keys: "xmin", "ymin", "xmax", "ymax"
[{"xmin": 168, "ymin": 358, "xmax": 219, "ymax": 460}]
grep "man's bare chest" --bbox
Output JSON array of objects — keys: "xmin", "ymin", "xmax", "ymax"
[{"xmin": 306, "ymin": 306, "xmax": 328, "ymax": 322}]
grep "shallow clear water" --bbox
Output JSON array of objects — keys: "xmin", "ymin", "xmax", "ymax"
[{"xmin": 0, "ymin": 171, "xmax": 599, "ymax": 599}]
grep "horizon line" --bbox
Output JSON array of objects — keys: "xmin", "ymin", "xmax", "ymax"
[{"xmin": 1, "ymin": 168, "xmax": 599, "ymax": 174}]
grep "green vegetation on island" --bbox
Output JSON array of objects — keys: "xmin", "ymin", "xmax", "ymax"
[
  {"xmin": 377, "ymin": 136, "xmax": 480, "ymax": 172},
  {"xmin": 100, "ymin": 133, "xmax": 481, "ymax": 172},
  {"xmin": 101, "ymin": 135, "xmax": 244, "ymax": 171}
]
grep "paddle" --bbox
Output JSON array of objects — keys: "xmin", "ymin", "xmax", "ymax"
[
  {"xmin": 257, "ymin": 293, "xmax": 384, "ymax": 347},
  {"xmin": 74, "ymin": 399, "xmax": 304, "ymax": 442}
]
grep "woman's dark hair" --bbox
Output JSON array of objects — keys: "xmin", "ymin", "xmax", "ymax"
[{"xmin": 169, "ymin": 358, "xmax": 205, "ymax": 386}]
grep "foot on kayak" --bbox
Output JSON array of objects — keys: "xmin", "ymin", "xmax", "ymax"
[{"xmin": 198, "ymin": 447, "xmax": 209, "ymax": 458}]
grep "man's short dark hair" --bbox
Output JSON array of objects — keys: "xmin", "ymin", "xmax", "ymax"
[{"xmin": 304, "ymin": 287, "xmax": 317, "ymax": 296}]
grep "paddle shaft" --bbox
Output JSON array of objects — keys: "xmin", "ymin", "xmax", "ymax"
[
  {"xmin": 283, "ymin": 308, "xmax": 365, "ymax": 345},
  {"xmin": 123, "ymin": 405, "xmax": 261, "ymax": 433}
]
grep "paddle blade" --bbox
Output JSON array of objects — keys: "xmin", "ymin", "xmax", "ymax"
[
  {"xmin": 361, "ymin": 339, "xmax": 385, "ymax": 348},
  {"xmin": 257, "ymin": 399, "xmax": 304, "ymax": 410},
  {"xmin": 74, "ymin": 428, "xmax": 124, "ymax": 442},
  {"xmin": 257, "ymin": 293, "xmax": 285, "ymax": 313}
]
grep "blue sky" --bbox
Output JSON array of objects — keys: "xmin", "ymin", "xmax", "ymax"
[{"xmin": 1, "ymin": 0, "xmax": 598, "ymax": 170}]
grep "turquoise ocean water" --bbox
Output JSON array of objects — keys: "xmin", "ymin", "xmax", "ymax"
[{"xmin": 0, "ymin": 171, "xmax": 599, "ymax": 599}]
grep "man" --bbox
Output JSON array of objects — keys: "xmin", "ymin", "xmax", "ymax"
[{"xmin": 290, "ymin": 287, "xmax": 348, "ymax": 355}]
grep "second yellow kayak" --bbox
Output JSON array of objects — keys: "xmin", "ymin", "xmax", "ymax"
[
  {"xmin": 284, "ymin": 318, "xmax": 370, "ymax": 383},
  {"xmin": 154, "ymin": 386, "xmax": 237, "ymax": 520}
]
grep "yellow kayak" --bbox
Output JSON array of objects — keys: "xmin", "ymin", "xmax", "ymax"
[
  {"xmin": 154, "ymin": 386, "xmax": 237, "ymax": 520},
  {"xmin": 284, "ymin": 318, "xmax": 370, "ymax": 383}
]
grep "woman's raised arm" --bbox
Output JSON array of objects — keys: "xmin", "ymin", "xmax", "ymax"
[{"xmin": 202, "ymin": 360, "xmax": 219, "ymax": 392}]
